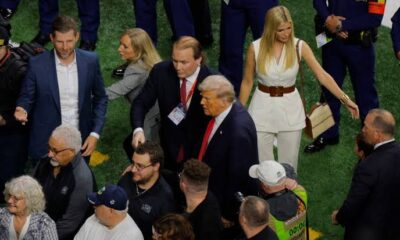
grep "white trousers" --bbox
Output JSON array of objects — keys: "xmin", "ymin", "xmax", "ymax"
[{"xmin": 257, "ymin": 130, "xmax": 302, "ymax": 171}]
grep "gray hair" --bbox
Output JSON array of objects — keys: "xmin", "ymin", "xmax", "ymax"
[
  {"xmin": 51, "ymin": 124, "xmax": 82, "ymax": 153},
  {"xmin": 3, "ymin": 175, "xmax": 45, "ymax": 214},
  {"xmin": 240, "ymin": 196, "xmax": 270, "ymax": 228},
  {"xmin": 198, "ymin": 75, "xmax": 236, "ymax": 103}
]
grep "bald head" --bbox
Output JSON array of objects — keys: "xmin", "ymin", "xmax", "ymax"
[{"xmin": 368, "ymin": 109, "xmax": 396, "ymax": 137}]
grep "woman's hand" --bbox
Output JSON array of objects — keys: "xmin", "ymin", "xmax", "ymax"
[{"xmin": 344, "ymin": 98, "xmax": 359, "ymax": 119}]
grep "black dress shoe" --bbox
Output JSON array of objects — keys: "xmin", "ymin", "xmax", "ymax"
[
  {"xmin": 0, "ymin": 8, "xmax": 14, "ymax": 21},
  {"xmin": 304, "ymin": 136, "xmax": 339, "ymax": 153},
  {"xmin": 79, "ymin": 40, "xmax": 96, "ymax": 51},
  {"xmin": 31, "ymin": 32, "xmax": 50, "ymax": 46},
  {"xmin": 112, "ymin": 62, "xmax": 129, "ymax": 78}
]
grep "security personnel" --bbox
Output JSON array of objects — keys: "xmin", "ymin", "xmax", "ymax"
[
  {"xmin": 305, "ymin": 0, "xmax": 385, "ymax": 153},
  {"xmin": 249, "ymin": 161, "xmax": 308, "ymax": 240},
  {"xmin": 218, "ymin": 0, "xmax": 278, "ymax": 94},
  {"xmin": 133, "ymin": 0, "xmax": 195, "ymax": 45},
  {"xmin": 25, "ymin": 0, "xmax": 100, "ymax": 51},
  {"xmin": 391, "ymin": 8, "xmax": 400, "ymax": 60},
  {"xmin": 0, "ymin": 25, "xmax": 28, "ymax": 203}
]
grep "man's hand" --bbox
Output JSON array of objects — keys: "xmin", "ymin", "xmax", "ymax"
[
  {"xmin": 131, "ymin": 131, "xmax": 145, "ymax": 148},
  {"xmin": 331, "ymin": 210, "xmax": 339, "ymax": 225},
  {"xmin": 284, "ymin": 178, "xmax": 298, "ymax": 190},
  {"xmin": 14, "ymin": 106, "xmax": 28, "ymax": 125},
  {"xmin": 325, "ymin": 15, "xmax": 345, "ymax": 33},
  {"xmin": 81, "ymin": 135, "xmax": 98, "ymax": 156},
  {"xmin": 121, "ymin": 164, "xmax": 133, "ymax": 176},
  {"xmin": 396, "ymin": 51, "xmax": 400, "ymax": 60},
  {"xmin": 0, "ymin": 114, "xmax": 6, "ymax": 126},
  {"xmin": 336, "ymin": 31, "xmax": 348, "ymax": 40},
  {"xmin": 221, "ymin": 217, "xmax": 234, "ymax": 228}
]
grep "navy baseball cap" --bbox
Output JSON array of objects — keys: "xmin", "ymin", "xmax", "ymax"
[{"xmin": 87, "ymin": 184, "xmax": 128, "ymax": 211}]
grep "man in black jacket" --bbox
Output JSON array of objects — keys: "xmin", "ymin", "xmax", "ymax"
[
  {"xmin": 118, "ymin": 141, "xmax": 176, "ymax": 240},
  {"xmin": 332, "ymin": 109, "xmax": 400, "ymax": 240},
  {"xmin": 180, "ymin": 159, "xmax": 223, "ymax": 240},
  {"xmin": 34, "ymin": 125, "xmax": 96, "ymax": 240},
  {"xmin": 0, "ymin": 24, "xmax": 28, "ymax": 203}
]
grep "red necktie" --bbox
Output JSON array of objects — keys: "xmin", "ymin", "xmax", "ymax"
[
  {"xmin": 180, "ymin": 78, "xmax": 187, "ymax": 108},
  {"xmin": 198, "ymin": 118, "xmax": 215, "ymax": 161}
]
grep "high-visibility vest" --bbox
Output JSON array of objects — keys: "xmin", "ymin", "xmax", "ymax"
[{"xmin": 269, "ymin": 187, "xmax": 307, "ymax": 240}]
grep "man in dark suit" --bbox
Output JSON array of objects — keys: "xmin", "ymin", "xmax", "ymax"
[
  {"xmin": 131, "ymin": 36, "xmax": 212, "ymax": 171},
  {"xmin": 332, "ymin": 109, "xmax": 400, "ymax": 240},
  {"xmin": 15, "ymin": 15, "xmax": 107, "ymax": 162},
  {"xmin": 197, "ymin": 75, "xmax": 258, "ymax": 236}
]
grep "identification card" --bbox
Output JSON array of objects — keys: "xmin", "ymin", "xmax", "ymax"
[
  {"xmin": 315, "ymin": 32, "xmax": 332, "ymax": 48},
  {"xmin": 168, "ymin": 103, "xmax": 186, "ymax": 125}
]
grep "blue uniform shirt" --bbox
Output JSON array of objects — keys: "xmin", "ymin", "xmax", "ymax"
[{"xmin": 313, "ymin": 0, "xmax": 384, "ymax": 32}]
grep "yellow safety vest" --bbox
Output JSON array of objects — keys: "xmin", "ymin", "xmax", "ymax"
[{"xmin": 269, "ymin": 187, "xmax": 307, "ymax": 240}]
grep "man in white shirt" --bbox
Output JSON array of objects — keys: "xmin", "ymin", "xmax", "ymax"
[
  {"xmin": 130, "ymin": 36, "xmax": 213, "ymax": 171},
  {"xmin": 75, "ymin": 184, "xmax": 144, "ymax": 240},
  {"xmin": 14, "ymin": 15, "xmax": 107, "ymax": 162}
]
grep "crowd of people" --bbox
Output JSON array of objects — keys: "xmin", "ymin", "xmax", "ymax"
[{"xmin": 0, "ymin": 0, "xmax": 399, "ymax": 239}]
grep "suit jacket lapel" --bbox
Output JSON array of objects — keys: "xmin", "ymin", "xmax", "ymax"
[
  {"xmin": 49, "ymin": 50, "xmax": 61, "ymax": 113},
  {"xmin": 206, "ymin": 104, "xmax": 235, "ymax": 153},
  {"xmin": 75, "ymin": 50, "xmax": 87, "ymax": 111}
]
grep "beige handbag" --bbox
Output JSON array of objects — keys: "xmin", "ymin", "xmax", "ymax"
[{"xmin": 296, "ymin": 40, "xmax": 335, "ymax": 139}]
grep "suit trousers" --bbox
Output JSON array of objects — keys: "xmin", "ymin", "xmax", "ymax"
[
  {"xmin": 320, "ymin": 38, "xmax": 379, "ymax": 139},
  {"xmin": 218, "ymin": 0, "xmax": 278, "ymax": 94},
  {"xmin": 133, "ymin": 0, "xmax": 194, "ymax": 45},
  {"xmin": 39, "ymin": 0, "xmax": 100, "ymax": 42},
  {"xmin": 0, "ymin": 0, "xmax": 20, "ymax": 10},
  {"xmin": 257, "ymin": 130, "xmax": 302, "ymax": 171}
]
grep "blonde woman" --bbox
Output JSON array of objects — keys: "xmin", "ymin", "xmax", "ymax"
[
  {"xmin": 239, "ymin": 6, "xmax": 359, "ymax": 170},
  {"xmin": 106, "ymin": 28, "xmax": 162, "ymax": 156}
]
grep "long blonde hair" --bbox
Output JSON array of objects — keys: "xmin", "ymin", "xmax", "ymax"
[
  {"xmin": 257, "ymin": 6, "xmax": 296, "ymax": 75},
  {"xmin": 124, "ymin": 28, "xmax": 161, "ymax": 70}
]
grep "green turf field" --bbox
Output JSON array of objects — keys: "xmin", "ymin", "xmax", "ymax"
[{"xmin": 9, "ymin": 0, "xmax": 400, "ymax": 239}]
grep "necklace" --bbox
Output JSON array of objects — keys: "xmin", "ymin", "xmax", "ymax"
[{"xmin": 135, "ymin": 183, "xmax": 148, "ymax": 196}]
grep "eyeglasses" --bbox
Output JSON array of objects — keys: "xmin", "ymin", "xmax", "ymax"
[
  {"xmin": 48, "ymin": 145, "xmax": 73, "ymax": 155},
  {"xmin": 7, "ymin": 194, "xmax": 24, "ymax": 202},
  {"xmin": 131, "ymin": 162, "xmax": 153, "ymax": 171}
]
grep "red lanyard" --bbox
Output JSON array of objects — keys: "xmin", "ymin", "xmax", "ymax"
[{"xmin": 182, "ymin": 79, "xmax": 197, "ymax": 107}]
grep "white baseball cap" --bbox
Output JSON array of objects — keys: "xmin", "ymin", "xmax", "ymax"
[{"xmin": 249, "ymin": 160, "xmax": 286, "ymax": 186}]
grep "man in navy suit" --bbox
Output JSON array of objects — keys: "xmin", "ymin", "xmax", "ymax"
[
  {"xmin": 131, "ymin": 36, "xmax": 211, "ymax": 171},
  {"xmin": 332, "ymin": 109, "xmax": 400, "ymax": 240},
  {"xmin": 15, "ymin": 15, "xmax": 107, "ymax": 162},
  {"xmin": 197, "ymin": 75, "xmax": 258, "ymax": 237}
]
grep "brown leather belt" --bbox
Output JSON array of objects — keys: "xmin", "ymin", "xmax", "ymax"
[{"xmin": 258, "ymin": 83, "xmax": 295, "ymax": 97}]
